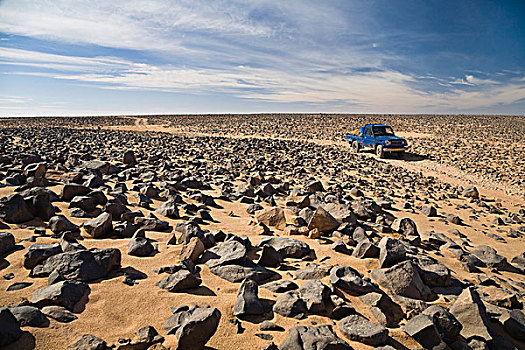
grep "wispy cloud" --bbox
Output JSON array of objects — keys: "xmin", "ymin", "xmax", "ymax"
[{"xmin": 0, "ymin": 0, "xmax": 524, "ymax": 114}]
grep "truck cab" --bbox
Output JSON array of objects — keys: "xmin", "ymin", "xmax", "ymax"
[{"xmin": 345, "ymin": 124, "xmax": 407, "ymax": 158}]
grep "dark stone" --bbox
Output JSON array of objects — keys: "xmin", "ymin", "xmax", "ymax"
[
  {"xmin": 263, "ymin": 280, "xmax": 298, "ymax": 293},
  {"xmin": 163, "ymin": 306, "xmax": 221, "ymax": 350},
  {"xmin": 378, "ymin": 236, "xmax": 406, "ymax": 268},
  {"xmin": 128, "ymin": 237, "xmax": 154, "ymax": 257},
  {"xmin": 330, "ymin": 265, "xmax": 375, "ymax": 296},
  {"xmin": 0, "ymin": 307, "xmax": 23, "ymax": 347},
  {"xmin": 67, "ymin": 334, "xmax": 108, "ymax": 350},
  {"xmin": 83, "ymin": 212, "xmax": 113, "ymax": 238},
  {"xmin": 280, "ymin": 325, "xmax": 351, "ymax": 350},
  {"xmin": 31, "ymin": 280, "xmax": 90, "ymax": 311},
  {"xmin": 9, "ymin": 305, "xmax": 48, "ymax": 327},
  {"xmin": 155, "ymin": 270, "xmax": 201, "ymax": 292},
  {"xmin": 370, "ymin": 261, "xmax": 433, "ymax": 301},
  {"xmin": 6, "ymin": 282, "xmax": 32, "ymax": 291},
  {"xmin": 41, "ymin": 305, "xmax": 78, "ymax": 323},
  {"xmin": 23, "ymin": 243, "xmax": 62, "ymax": 269},
  {"xmin": 233, "ymin": 279, "xmax": 264, "ymax": 317},
  {"xmin": 0, "ymin": 231, "xmax": 15, "ymax": 256},
  {"xmin": 338, "ymin": 314, "xmax": 389, "ymax": 346},
  {"xmin": 273, "ymin": 291, "xmax": 307, "ymax": 319},
  {"xmin": 0, "ymin": 194, "xmax": 34, "ymax": 223},
  {"xmin": 403, "ymin": 314, "xmax": 446, "ymax": 350},
  {"xmin": 257, "ymin": 245, "xmax": 283, "ymax": 267},
  {"xmin": 49, "ymin": 215, "xmax": 80, "ymax": 234},
  {"xmin": 257, "ymin": 237, "xmax": 314, "ymax": 259}
]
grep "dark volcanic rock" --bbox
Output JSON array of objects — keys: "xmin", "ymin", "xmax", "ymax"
[
  {"xmin": 0, "ymin": 231, "xmax": 15, "ymax": 256},
  {"xmin": 257, "ymin": 237, "xmax": 314, "ymax": 259},
  {"xmin": 23, "ymin": 243, "xmax": 62, "ymax": 269},
  {"xmin": 83, "ymin": 212, "xmax": 113, "ymax": 238},
  {"xmin": 155, "ymin": 269, "xmax": 201, "ymax": 292},
  {"xmin": 9, "ymin": 305, "xmax": 48, "ymax": 327},
  {"xmin": 338, "ymin": 314, "xmax": 389, "ymax": 346},
  {"xmin": 209, "ymin": 260, "xmax": 277, "ymax": 283},
  {"xmin": 330, "ymin": 265, "xmax": 375, "ymax": 296},
  {"xmin": 449, "ymin": 287, "xmax": 494, "ymax": 342},
  {"xmin": 422, "ymin": 305, "xmax": 462, "ymax": 343},
  {"xmin": 30, "ymin": 248, "xmax": 121, "ymax": 281},
  {"xmin": 163, "ymin": 306, "xmax": 221, "ymax": 350},
  {"xmin": 61, "ymin": 184, "xmax": 91, "ymax": 202},
  {"xmin": 233, "ymin": 279, "xmax": 264, "ymax": 317},
  {"xmin": 273, "ymin": 291, "xmax": 307, "ymax": 319},
  {"xmin": 0, "ymin": 307, "xmax": 23, "ymax": 347},
  {"xmin": 31, "ymin": 280, "xmax": 90, "ymax": 311},
  {"xmin": 378, "ymin": 236, "xmax": 406, "ymax": 268},
  {"xmin": 403, "ymin": 314, "xmax": 446, "ymax": 349},
  {"xmin": 67, "ymin": 334, "xmax": 108, "ymax": 350},
  {"xmin": 42, "ymin": 305, "xmax": 78, "ymax": 323},
  {"xmin": 360, "ymin": 292, "xmax": 404, "ymax": 328},
  {"xmin": 49, "ymin": 215, "xmax": 80, "ymax": 234},
  {"xmin": 370, "ymin": 260, "xmax": 433, "ymax": 301},
  {"xmin": 299, "ymin": 280, "xmax": 331, "ymax": 314},
  {"xmin": 280, "ymin": 325, "xmax": 351, "ymax": 350},
  {"xmin": 0, "ymin": 194, "xmax": 34, "ymax": 223},
  {"xmin": 128, "ymin": 236, "xmax": 155, "ymax": 257}
]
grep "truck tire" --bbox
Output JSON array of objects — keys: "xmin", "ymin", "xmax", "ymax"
[
  {"xmin": 352, "ymin": 141, "xmax": 360, "ymax": 153},
  {"xmin": 376, "ymin": 145, "xmax": 385, "ymax": 158}
]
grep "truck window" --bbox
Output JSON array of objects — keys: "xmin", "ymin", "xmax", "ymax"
[{"xmin": 365, "ymin": 127, "xmax": 372, "ymax": 137}]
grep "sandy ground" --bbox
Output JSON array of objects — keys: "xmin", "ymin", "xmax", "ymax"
[{"xmin": 0, "ymin": 117, "xmax": 524, "ymax": 350}]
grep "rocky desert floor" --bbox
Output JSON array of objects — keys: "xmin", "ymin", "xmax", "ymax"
[{"xmin": 0, "ymin": 114, "xmax": 524, "ymax": 350}]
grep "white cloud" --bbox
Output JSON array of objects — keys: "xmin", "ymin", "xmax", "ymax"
[{"xmin": 2, "ymin": 47, "xmax": 524, "ymax": 113}]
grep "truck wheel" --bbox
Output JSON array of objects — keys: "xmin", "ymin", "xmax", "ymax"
[
  {"xmin": 376, "ymin": 145, "xmax": 385, "ymax": 158},
  {"xmin": 352, "ymin": 141, "xmax": 360, "ymax": 153}
]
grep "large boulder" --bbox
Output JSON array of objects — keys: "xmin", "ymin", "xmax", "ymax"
[
  {"xmin": 471, "ymin": 245, "xmax": 507, "ymax": 269},
  {"xmin": 163, "ymin": 306, "xmax": 221, "ymax": 350},
  {"xmin": 156, "ymin": 270, "xmax": 201, "ymax": 292},
  {"xmin": 233, "ymin": 279, "xmax": 264, "ymax": 317},
  {"xmin": 23, "ymin": 243, "xmax": 62, "ymax": 269},
  {"xmin": 256, "ymin": 207, "xmax": 286, "ymax": 230},
  {"xmin": 273, "ymin": 291, "xmax": 307, "ymax": 319},
  {"xmin": 67, "ymin": 334, "xmax": 108, "ymax": 350},
  {"xmin": 360, "ymin": 292, "xmax": 404, "ymax": 327},
  {"xmin": 299, "ymin": 280, "xmax": 331, "ymax": 314},
  {"xmin": 31, "ymin": 280, "xmax": 90, "ymax": 311},
  {"xmin": 9, "ymin": 305, "xmax": 48, "ymax": 327},
  {"xmin": 0, "ymin": 231, "xmax": 15, "ymax": 256},
  {"xmin": 422, "ymin": 305, "xmax": 462, "ymax": 344},
  {"xmin": 449, "ymin": 287, "xmax": 494, "ymax": 342},
  {"xmin": 49, "ymin": 215, "xmax": 80, "ymax": 234},
  {"xmin": 307, "ymin": 206, "xmax": 339, "ymax": 233},
  {"xmin": 83, "ymin": 212, "xmax": 113, "ymax": 238},
  {"xmin": 128, "ymin": 236, "xmax": 154, "ymax": 257},
  {"xmin": 462, "ymin": 186, "xmax": 479, "ymax": 199},
  {"xmin": 257, "ymin": 237, "xmax": 314, "ymax": 259},
  {"xmin": 330, "ymin": 266, "xmax": 375, "ymax": 296},
  {"xmin": 30, "ymin": 249, "xmax": 121, "ymax": 281},
  {"xmin": 0, "ymin": 307, "xmax": 23, "ymax": 347},
  {"xmin": 61, "ymin": 184, "xmax": 91, "ymax": 202},
  {"xmin": 200, "ymin": 240, "xmax": 247, "ymax": 267},
  {"xmin": 338, "ymin": 314, "xmax": 389, "ymax": 346},
  {"xmin": 209, "ymin": 260, "xmax": 277, "ymax": 283},
  {"xmin": 0, "ymin": 194, "xmax": 34, "ymax": 223},
  {"xmin": 391, "ymin": 217, "xmax": 418, "ymax": 236},
  {"xmin": 370, "ymin": 260, "xmax": 433, "ymax": 301},
  {"xmin": 378, "ymin": 237, "xmax": 406, "ymax": 268},
  {"xmin": 280, "ymin": 325, "xmax": 351, "ymax": 350},
  {"xmin": 403, "ymin": 314, "xmax": 446, "ymax": 349}
]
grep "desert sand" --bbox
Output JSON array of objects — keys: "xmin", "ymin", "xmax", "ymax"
[{"xmin": 0, "ymin": 114, "xmax": 524, "ymax": 350}]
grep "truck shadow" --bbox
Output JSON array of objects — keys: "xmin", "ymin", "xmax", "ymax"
[{"xmin": 400, "ymin": 152, "xmax": 428, "ymax": 162}]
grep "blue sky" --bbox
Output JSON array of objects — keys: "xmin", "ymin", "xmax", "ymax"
[{"xmin": 0, "ymin": 0, "xmax": 524, "ymax": 116}]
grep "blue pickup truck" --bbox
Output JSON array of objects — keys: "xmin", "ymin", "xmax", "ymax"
[{"xmin": 345, "ymin": 124, "xmax": 407, "ymax": 158}]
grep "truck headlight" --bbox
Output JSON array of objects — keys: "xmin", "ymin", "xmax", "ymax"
[{"xmin": 385, "ymin": 140, "xmax": 391, "ymax": 145}]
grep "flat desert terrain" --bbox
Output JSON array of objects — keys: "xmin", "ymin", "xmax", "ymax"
[{"xmin": 0, "ymin": 114, "xmax": 524, "ymax": 350}]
